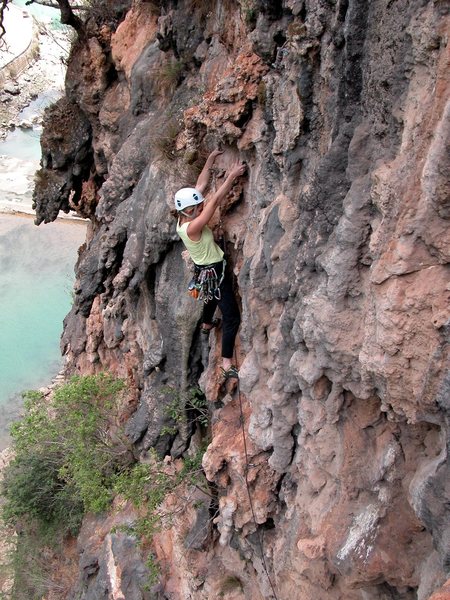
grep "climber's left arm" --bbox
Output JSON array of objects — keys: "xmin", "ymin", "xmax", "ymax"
[{"xmin": 195, "ymin": 150, "xmax": 223, "ymax": 194}]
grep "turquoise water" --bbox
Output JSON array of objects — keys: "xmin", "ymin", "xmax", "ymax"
[
  {"xmin": 0, "ymin": 127, "xmax": 41, "ymax": 161},
  {"xmin": 0, "ymin": 6, "xmax": 79, "ymax": 450},
  {"xmin": 0, "ymin": 215, "xmax": 85, "ymax": 448},
  {"xmin": 0, "ymin": 92, "xmax": 61, "ymax": 162},
  {"xmin": 12, "ymin": 0, "xmax": 60, "ymax": 23}
]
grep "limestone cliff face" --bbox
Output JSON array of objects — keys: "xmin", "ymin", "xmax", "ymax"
[{"xmin": 34, "ymin": 0, "xmax": 449, "ymax": 598}]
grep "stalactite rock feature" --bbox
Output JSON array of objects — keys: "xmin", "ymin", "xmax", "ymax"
[{"xmin": 32, "ymin": 0, "xmax": 450, "ymax": 598}]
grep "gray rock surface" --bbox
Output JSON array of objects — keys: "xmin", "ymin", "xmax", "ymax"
[{"xmin": 34, "ymin": 0, "xmax": 450, "ymax": 598}]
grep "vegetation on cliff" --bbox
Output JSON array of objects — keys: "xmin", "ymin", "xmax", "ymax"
[
  {"xmin": 1, "ymin": 374, "xmax": 211, "ymax": 597},
  {"xmin": 2, "ymin": 374, "xmax": 130, "ymax": 533}
]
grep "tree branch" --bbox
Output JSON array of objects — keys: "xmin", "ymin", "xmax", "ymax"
[
  {"xmin": 25, "ymin": 0, "xmax": 85, "ymax": 34},
  {"xmin": 1, "ymin": 0, "xmax": 87, "ymax": 45},
  {"xmin": 0, "ymin": 0, "xmax": 10, "ymax": 43},
  {"xmin": 25, "ymin": 0, "xmax": 87, "ymax": 9}
]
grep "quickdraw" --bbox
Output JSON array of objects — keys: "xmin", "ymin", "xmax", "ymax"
[
  {"xmin": 272, "ymin": 43, "xmax": 289, "ymax": 70},
  {"xmin": 188, "ymin": 260, "xmax": 226, "ymax": 303}
]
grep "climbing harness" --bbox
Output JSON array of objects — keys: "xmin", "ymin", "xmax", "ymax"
[
  {"xmin": 187, "ymin": 276, "xmax": 200, "ymax": 299},
  {"xmin": 188, "ymin": 259, "xmax": 226, "ymax": 303}
]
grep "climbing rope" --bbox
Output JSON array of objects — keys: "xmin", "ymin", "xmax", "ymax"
[
  {"xmin": 233, "ymin": 349, "xmax": 280, "ymax": 600},
  {"xmin": 211, "ymin": 161, "xmax": 279, "ymax": 597}
]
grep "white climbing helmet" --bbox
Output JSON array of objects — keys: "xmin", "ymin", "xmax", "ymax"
[{"xmin": 174, "ymin": 187, "xmax": 204, "ymax": 211}]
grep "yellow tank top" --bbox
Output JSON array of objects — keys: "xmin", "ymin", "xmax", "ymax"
[{"xmin": 176, "ymin": 221, "xmax": 224, "ymax": 266}]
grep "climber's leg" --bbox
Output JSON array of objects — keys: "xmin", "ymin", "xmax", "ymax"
[
  {"xmin": 202, "ymin": 296, "xmax": 218, "ymax": 325},
  {"xmin": 217, "ymin": 269, "xmax": 240, "ymax": 364}
]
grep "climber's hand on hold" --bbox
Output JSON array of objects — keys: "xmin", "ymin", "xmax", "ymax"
[
  {"xmin": 196, "ymin": 150, "xmax": 224, "ymax": 193},
  {"xmin": 189, "ymin": 161, "xmax": 246, "ymax": 235},
  {"xmin": 227, "ymin": 161, "xmax": 246, "ymax": 182},
  {"xmin": 208, "ymin": 149, "xmax": 224, "ymax": 163}
]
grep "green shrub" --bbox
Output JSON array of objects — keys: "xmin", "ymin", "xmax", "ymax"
[
  {"xmin": 150, "ymin": 118, "xmax": 183, "ymax": 163},
  {"xmin": 144, "ymin": 553, "xmax": 161, "ymax": 589},
  {"xmin": 2, "ymin": 452, "xmax": 83, "ymax": 537},
  {"xmin": 257, "ymin": 80, "xmax": 267, "ymax": 106},
  {"xmin": 1, "ymin": 374, "xmax": 211, "ymax": 594},
  {"xmin": 153, "ymin": 60, "xmax": 184, "ymax": 93},
  {"xmin": 219, "ymin": 575, "xmax": 244, "ymax": 596},
  {"xmin": 161, "ymin": 385, "xmax": 208, "ymax": 436},
  {"xmin": 1, "ymin": 374, "xmax": 129, "ymax": 538},
  {"xmin": 114, "ymin": 457, "xmax": 171, "ymax": 512},
  {"xmin": 111, "ymin": 439, "xmax": 210, "ymax": 591},
  {"xmin": 240, "ymin": 0, "xmax": 258, "ymax": 27},
  {"xmin": 2, "ymin": 529, "xmax": 72, "ymax": 600},
  {"xmin": 82, "ymin": 0, "xmax": 130, "ymax": 28},
  {"xmin": 113, "ymin": 445, "xmax": 208, "ymax": 540}
]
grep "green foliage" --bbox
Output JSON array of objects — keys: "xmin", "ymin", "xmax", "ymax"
[
  {"xmin": 240, "ymin": 0, "xmax": 258, "ymax": 27},
  {"xmin": 112, "ymin": 444, "xmax": 209, "ymax": 590},
  {"xmin": 178, "ymin": 446, "xmax": 207, "ymax": 486},
  {"xmin": 1, "ymin": 374, "xmax": 211, "ymax": 595},
  {"xmin": 82, "ymin": 0, "xmax": 130, "ymax": 29},
  {"xmin": 257, "ymin": 80, "xmax": 267, "ymax": 106},
  {"xmin": 150, "ymin": 118, "xmax": 183, "ymax": 163},
  {"xmin": 153, "ymin": 59, "xmax": 184, "ymax": 93},
  {"xmin": 244, "ymin": 8, "xmax": 257, "ymax": 25},
  {"xmin": 2, "ymin": 452, "xmax": 83, "ymax": 538},
  {"xmin": 2, "ymin": 374, "xmax": 129, "ymax": 538},
  {"xmin": 143, "ymin": 553, "xmax": 161, "ymax": 590},
  {"xmin": 161, "ymin": 385, "xmax": 209, "ymax": 436},
  {"xmin": 219, "ymin": 575, "xmax": 244, "ymax": 596},
  {"xmin": 114, "ymin": 454, "xmax": 171, "ymax": 513},
  {"xmin": 2, "ymin": 530, "xmax": 70, "ymax": 600},
  {"xmin": 187, "ymin": 388, "xmax": 209, "ymax": 427},
  {"xmin": 114, "ymin": 444, "xmax": 208, "ymax": 540}
]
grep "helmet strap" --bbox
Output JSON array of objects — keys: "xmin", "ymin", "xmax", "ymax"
[{"xmin": 180, "ymin": 205, "xmax": 201, "ymax": 218}]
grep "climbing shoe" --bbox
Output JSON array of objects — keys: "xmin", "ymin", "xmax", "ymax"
[
  {"xmin": 221, "ymin": 365, "xmax": 239, "ymax": 380},
  {"xmin": 201, "ymin": 319, "xmax": 221, "ymax": 334}
]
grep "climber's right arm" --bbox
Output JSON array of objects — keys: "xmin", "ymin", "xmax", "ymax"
[{"xmin": 187, "ymin": 162, "xmax": 246, "ymax": 239}]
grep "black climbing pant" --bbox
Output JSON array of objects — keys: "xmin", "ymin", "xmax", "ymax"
[{"xmin": 200, "ymin": 260, "xmax": 240, "ymax": 359}]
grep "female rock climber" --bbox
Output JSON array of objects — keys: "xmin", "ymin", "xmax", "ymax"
[{"xmin": 174, "ymin": 150, "xmax": 246, "ymax": 379}]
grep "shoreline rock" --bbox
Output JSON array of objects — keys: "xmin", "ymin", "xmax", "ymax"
[{"xmin": 0, "ymin": 22, "xmax": 69, "ymax": 141}]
